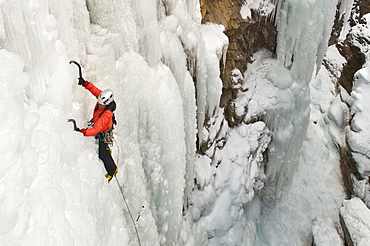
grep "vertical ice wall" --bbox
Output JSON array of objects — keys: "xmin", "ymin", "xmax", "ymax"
[
  {"xmin": 130, "ymin": 0, "xmax": 161, "ymax": 66},
  {"xmin": 0, "ymin": 0, "xmax": 88, "ymax": 107},
  {"xmin": 157, "ymin": 0, "xmax": 198, "ymax": 213},
  {"xmin": 264, "ymin": 0, "xmax": 340, "ymax": 196},
  {"xmin": 0, "ymin": 1, "xmax": 134, "ymax": 245},
  {"xmin": 0, "ymin": 49, "xmax": 35, "ymax": 246},
  {"xmin": 85, "ymin": 0, "xmax": 182, "ymax": 244},
  {"xmin": 274, "ymin": 0, "xmax": 340, "ymax": 81},
  {"xmin": 155, "ymin": 0, "xmax": 224, "ymax": 213},
  {"xmin": 85, "ymin": 0, "xmax": 219, "ymax": 244}
]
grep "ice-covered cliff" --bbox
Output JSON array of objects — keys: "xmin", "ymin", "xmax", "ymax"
[
  {"xmin": 0, "ymin": 0, "xmax": 213, "ymax": 245},
  {"xmin": 1, "ymin": 0, "xmax": 370, "ymax": 245}
]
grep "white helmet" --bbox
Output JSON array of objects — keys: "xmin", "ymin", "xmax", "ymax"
[{"xmin": 98, "ymin": 89, "xmax": 114, "ymax": 105}]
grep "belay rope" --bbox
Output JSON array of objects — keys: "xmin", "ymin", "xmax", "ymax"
[
  {"xmin": 115, "ymin": 176, "xmax": 142, "ymax": 246},
  {"xmin": 113, "ymin": 139, "xmax": 142, "ymax": 246}
]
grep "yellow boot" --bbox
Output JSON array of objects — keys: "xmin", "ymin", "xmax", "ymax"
[{"xmin": 105, "ymin": 166, "xmax": 118, "ymax": 183}]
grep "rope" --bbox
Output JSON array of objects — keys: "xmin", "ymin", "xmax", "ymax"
[
  {"xmin": 113, "ymin": 138, "xmax": 120, "ymax": 166},
  {"xmin": 112, "ymin": 136, "xmax": 141, "ymax": 245},
  {"xmin": 115, "ymin": 176, "xmax": 142, "ymax": 246}
]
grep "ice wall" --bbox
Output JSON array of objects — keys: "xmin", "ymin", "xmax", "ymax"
[
  {"xmin": 264, "ymin": 0, "xmax": 340, "ymax": 196},
  {"xmin": 274, "ymin": 0, "xmax": 339, "ymax": 81},
  {"xmin": 0, "ymin": 2, "xmax": 134, "ymax": 245},
  {"xmin": 0, "ymin": 0, "xmax": 88, "ymax": 107},
  {"xmin": 0, "ymin": 0, "xmax": 218, "ymax": 245}
]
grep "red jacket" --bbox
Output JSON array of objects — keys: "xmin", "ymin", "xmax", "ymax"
[{"xmin": 81, "ymin": 82, "xmax": 114, "ymax": 136}]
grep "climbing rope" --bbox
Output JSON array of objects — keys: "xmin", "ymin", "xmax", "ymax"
[
  {"xmin": 115, "ymin": 176, "xmax": 142, "ymax": 246},
  {"xmin": 112, "ymin": 136, "xmax": 141, "ymax": 245},
  {"xmin": 113, "ymin": 138, "xmax": 120, "ymax": 165}
]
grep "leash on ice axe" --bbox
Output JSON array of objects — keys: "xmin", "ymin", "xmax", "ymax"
[{"xmin": 68, "ymin": 119, "xmax": 80, "ymax": 132}]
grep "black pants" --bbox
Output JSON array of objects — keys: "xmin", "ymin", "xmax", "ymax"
[{"xmin": 98, "ymin": 140, "xmax": 117, "ymax": 176}]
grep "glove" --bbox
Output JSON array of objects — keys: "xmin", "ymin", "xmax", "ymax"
[
  {"xmin": 80, "ymin": 128, "xmax": 87, "ymax": 136},
  {"xmin": 78, "ymin": 78, "xmax": 86, "ymax": 86}
]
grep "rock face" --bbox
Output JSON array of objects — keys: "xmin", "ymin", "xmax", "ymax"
[
  {"xmin": 200, "ymin": 0, "xmax": 276, "ymax": 127},
  {"xmin": 359, "ymin": 0, "xmax": 370, "ymax": 18},
  {"xmin": 336, "ymin": 0, "xmax": 369, "ymax": 93},
  {"xmin": 340, "ymin": 198, "xmax": 370, "ymax": 246},
  {"xmin": 337, "ymin": 40, "xmax": 366, "ymax": 93},
  {"xmin": 312, "ymin": 218, "xmax": 344, "ymax": 246},
  {"xmin": 337, "ymin": 0, "xmax": 370, "ymax": 208}
]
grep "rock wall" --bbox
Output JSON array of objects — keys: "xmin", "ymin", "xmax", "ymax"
[
  {"xmin": 340, "ymin": 198, "xmax": 370, "ymax": 246},
  {"xmin": 337, "ymin": 0, "xmax": 370, "ymax": 207},
  {"xmin": 200, "ymin": 0, "xmax": 276, "ymax": 128},
  {"xmin": 336, "ymin": 0, "xmax": 368, "ymax": 93},
  {"xmin": 198, "ymin": 0, "xmax": 370, "ymax": 244}
]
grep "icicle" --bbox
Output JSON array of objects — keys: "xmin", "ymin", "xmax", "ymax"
[
  {"xmin": 129, "ymin": 0, "xmax": 161, "ymax": 66},
  {"xmin": 275, "ymin": 0, "xmax": 339, "ymax": 81},
  {"xmin": 264, "ymin": 0, "xmax": 341, "ymax": 196},
  {"xmin": 339, "ymin": 0, "xmax": 354, "ymax": 24},
  {"xmin": 186, "ymin": 0, "xmax": 202, "ymax": 24}
]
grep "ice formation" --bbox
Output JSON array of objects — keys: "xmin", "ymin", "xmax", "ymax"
[{"xmin": 262, "ymin": 0, "xmax": 345, "ymax": 197}]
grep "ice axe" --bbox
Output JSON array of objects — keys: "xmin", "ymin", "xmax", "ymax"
[
  {"xmin": 69, "ymin": 60, "xmax": 83, "ymax": 79},
  {"xmin": 68, "ymin": 119, "xmax": 80, "ymax": 132}
]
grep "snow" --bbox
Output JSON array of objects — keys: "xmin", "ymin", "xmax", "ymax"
[
  {"xmin": 340, "ymin": 197, "xmax": 370, "ymax": 245},
  {"xmin": 255, "ymin": 55, "xmax": 347, "ymax": 244},
  {"xmin": 242, "ymin": 51, "xmax": 295, "ymax": 121},
  {"xmin": 1, "ymin": 0, "xmax": 369, "ymax": 246},
  {"xmin": 346, "ymin": 64, "xmax": 370, "ymax": 207},
  {"xmin": 312, "ymin": 218, "xmax": 344, "ymax": 246},
  {"xmin": 344, "ymin": 13, "xmax": 370, "ymax": 208},
  {"xmin": 200, "ymin": 23, "xmax": 228, "ymax": 115},
  {"xmin": 241, "ymin": 0, "xmax": 275, "ymax": 20},
  {"xmin": 240, "ymin": 4, "xmax": 252, "ymax": 20},
  {"xmin": 184, "ymin": 120, "xmax": 271, "ymax": 245},
  {"xmin": 0, "ymin": 0, "xmax": 200, "ymax": 245},
  {"xmin": 241, "ymin": 50, "xmax": 310, "ymax": 198}
]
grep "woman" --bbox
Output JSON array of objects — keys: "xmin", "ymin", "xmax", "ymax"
[{"xmin": 79, "ymin": 79, "xmax": 118, "ymax": 182}]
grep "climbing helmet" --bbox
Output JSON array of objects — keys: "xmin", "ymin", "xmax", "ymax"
[{"xmin": 98, "ymin": 89, "xmax": 114, "ymax": 105}]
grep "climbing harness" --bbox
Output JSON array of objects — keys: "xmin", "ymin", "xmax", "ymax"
[
  {"xmin": 115, "ymin": 176, "xmax": 142, "ymax": 246},
  {"xmin": 99, "ymin": 131, "xmax": 114, "ymax": 145}
]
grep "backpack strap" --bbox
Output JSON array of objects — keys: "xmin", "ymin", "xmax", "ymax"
[
  {"xmin": 112, "ymin": 113, "xmax": 117, "ymax": 126},
  {"xmin": 106, "ymin": 100, "xmax": 117, "ymax": 128}
]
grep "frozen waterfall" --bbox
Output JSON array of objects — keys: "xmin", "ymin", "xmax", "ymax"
[
  {"xmin": 256, "ymin": 0, "xmax": 354, "ymax": 245},
  {"xmin": 0, "ymin": 0, "xmax": 221, "ymax": 245},
  {"xmin": 263, "ymin": 0, "xmax": 351, "ymax": 197}
]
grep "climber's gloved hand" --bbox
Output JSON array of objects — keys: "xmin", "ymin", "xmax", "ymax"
[
  {"xmin": 80, "ymin": 129, "xmax": 87, "ymax": 135},
  {"xmin": 78, "ymin": 78, "xmax": 87, "ymax": 86}
]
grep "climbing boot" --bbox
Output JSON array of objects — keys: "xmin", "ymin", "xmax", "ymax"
[{"xmin": 105, "ymin": 166, "xmax": 118, "ymax": 183}]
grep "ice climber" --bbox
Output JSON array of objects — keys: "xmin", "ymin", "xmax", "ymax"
[{"xmin": 77, "ymin": 77, "xmax": 118, "ymax": 182}]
